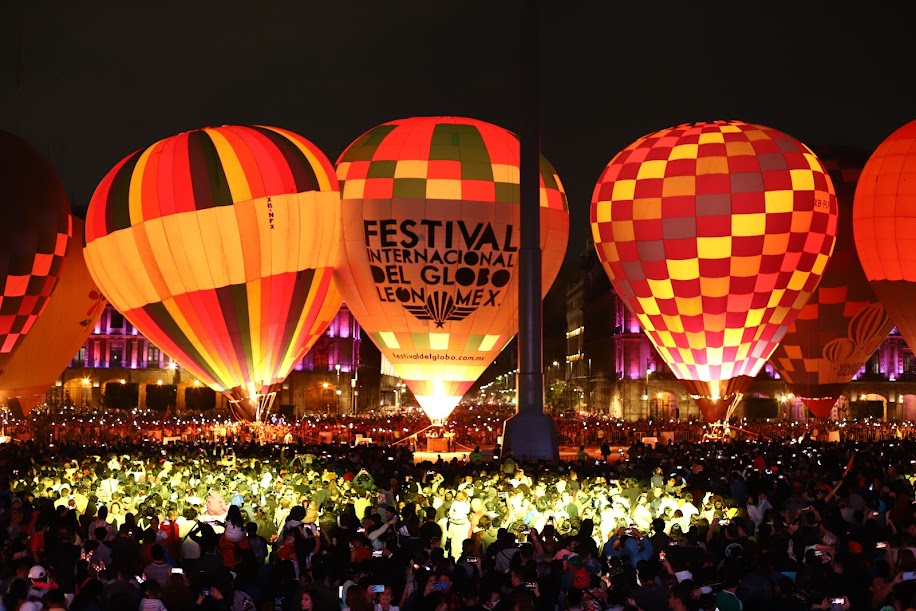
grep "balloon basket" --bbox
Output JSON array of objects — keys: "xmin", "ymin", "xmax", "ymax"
[{"xmin": 427, "ymin": 437, "xmax": 449, "ymax": 452}]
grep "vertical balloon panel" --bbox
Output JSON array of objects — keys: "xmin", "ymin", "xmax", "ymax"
[
  {"xmin": 84, "ymin": 126, "xmax": 341, "ymax": 420},
  {"xmin": 335, "ymin": 117, "xmax": 569, "ymax": 423}
]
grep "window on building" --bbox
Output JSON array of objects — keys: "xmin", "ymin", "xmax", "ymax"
[
  {"xmin": 147, "ymin": 346, "xmax": 161, "ymax": 368},
  {"xmin": 109, "ymin": 341, "xmax": 124, "ymax": 367},
  {"xmin": 314, "ymin": 347, "xmax": 329, "ymax": 370},
  {"xmin": 72, "ymin": 346, "xmax": 86, "ymax": 368},
  {"xmin": 109, "ymin": 311, "xmax": 125, "ymax": 333}
]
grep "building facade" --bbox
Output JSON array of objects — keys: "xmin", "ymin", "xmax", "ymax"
[
  {"xmin": 566, "ymin": 243, "xmax": 916, "ymax": 420},
  {"xmin": 54, "ymin": 303, "xmax": 366, "ymax": 417}
]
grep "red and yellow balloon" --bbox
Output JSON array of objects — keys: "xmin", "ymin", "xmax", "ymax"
[
  {"xmin": 769, "ymin": 154, "xmax": 893, "ymax": 418},
  {"xmin": 0, "ymin": 217, "xmax": 106, "ymax": 417},
  {"xmin": 854, "ymin": 120, "xmax": 916, "ymax": 360},
  {"xmin": 84, "ymin": 126, "xmax": 342, "ymax": 421},
  {"xmin": 0, "ymin": 132, "xmax": 72, "ymax": 380},
  {"xmin": 335, "ymin": 116, "xmax": 569, "ymax": 424},
  {"xmin": 591, "ymin": 121, "xmax": 838, "ymax": 422}
]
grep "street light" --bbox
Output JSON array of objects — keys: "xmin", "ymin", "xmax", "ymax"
[{"xmin": 335, "ymin": 364, "xmax": 341, "ymax": 413}]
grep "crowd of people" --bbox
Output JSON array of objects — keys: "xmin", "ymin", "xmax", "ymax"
[
  {"xmin": 6, "ymin": 404, "xmax": 916, "ymax": 450},
  {"xmin": 0, "ymin": 427, "xmax": 916, "ymax": 610}
]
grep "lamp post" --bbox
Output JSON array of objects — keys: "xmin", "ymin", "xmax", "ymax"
[
  {"xmin": 335, "ymin": 364, "xmax": 341, "ymax": 414},
  {"xmin": 642, "ymin": 363, "xmax": 651, "ymax": 418}
]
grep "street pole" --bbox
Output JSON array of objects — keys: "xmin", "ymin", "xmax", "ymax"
[{"xmin": 502, "ymin": 0, "xmax": 559, "ymax": 461}]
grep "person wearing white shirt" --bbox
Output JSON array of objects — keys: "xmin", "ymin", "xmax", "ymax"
[{"xmin": 446, "ymin": 491, "xmax": 471, "ymax": 560}]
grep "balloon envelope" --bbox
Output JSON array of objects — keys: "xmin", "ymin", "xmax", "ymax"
[
  {"xmin": 0, "ymin": 217, "xmax": 106, "ymax": 416},
  {"xmin": 84, "ymin": 126, "xmax": 342, "ymax": 420},
  {"xmin": 0, "ymin": 131, "xmax": 72, "ymax": 371},
  {"xmin": 591, "ymin": 121, "xmax": 837, "ymax": 421},
  {"xmin": 335, "ymin": 116, "xmax": 569, "ymax": 423},
  {"xmin": 854, "ymin": 120, "xmax": 916, "ymax": 362},
  {"xmin": 769, "ymin": 153, "xmax": 893, "ymax": 418}
]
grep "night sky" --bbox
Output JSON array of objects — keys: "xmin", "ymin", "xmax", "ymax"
[{"xmin": 1, "ymin": 1, "xmax": 915, "ymax": 311}]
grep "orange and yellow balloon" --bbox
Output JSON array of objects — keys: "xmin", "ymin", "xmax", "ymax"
[
  {"xmin": 0, "ymin": 217, "xmax": 106, "ymax": 417},
  {"xmin": 854, "ymin": 120, "xmax": 916, "ymax": 361},
  {"xmin": 84, "ymin": 126, "xmax": 341, "ymax": 420},
  {"xmin": 335, "ymin": 117, "xmax": 569, "ymax": 424},
  {"xmin": 591, "ymin": 121, "xmax": 838, "ymax": 422}
]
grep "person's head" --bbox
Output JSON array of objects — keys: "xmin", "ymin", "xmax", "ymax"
[
  {"xmin": 144, "ymin": 579, "xmax": 162, "ymax": 599},
  {"xmin": 300, "ymin": 590, "xmax": 314, "ymax": 610},
  {"xmin": 346, "ymin": 585, "xmax": 373, "ymax": 611},
  {"xmin": 94, "ymin": 526, "xmax": 107, "ymax": 542},
  {"xmin": 97, "ymin": 505, "xmax": 108, "ymax": 520},
  {"xmin": 151, "ymin": 544, "xmax": 165, "ymax": 562},
  {"xmin": 668, "ymin": 586, "xmax": 690, "ymax": 611},
  {"xmin": 46, "ymin": 588, "xmax": 67, "ymax": 609}
]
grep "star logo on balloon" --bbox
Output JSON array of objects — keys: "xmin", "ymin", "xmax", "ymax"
[{"xmin": 404, "ymin": 291, "xmax": 476, "ymax": 328}]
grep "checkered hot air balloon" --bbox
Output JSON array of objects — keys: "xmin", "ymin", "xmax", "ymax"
[
  {"xmin": 769, "ymin": 152, "xmax": 893, "ymax": 419},
  {"xmin": 83, "ymin": 126, "xmax": 342, "ymax": 421},
  {"xmin": 591, "ymin": 121, "xmax": 838, "ymax": 422},
  {"xmin": 854, "ymin": 120, "xmax": 916, "ymax": 365},
  {"xmin": 335, "ymin": 116, "xmax": 569, "ymax": 425},
  {"xmin": 0, "ymin": 217, "xmax": 106, "ymax": 417},
  {"xmin": 0, "ymin": 132, "xmax": 72, "ymax": 380}
]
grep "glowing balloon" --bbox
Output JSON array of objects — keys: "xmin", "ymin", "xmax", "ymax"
[
  {"xmin": 0, "ymin": 132, "xmax": 72, "ymax": 373},
  {"xmin": 335, "ymin": 117, "xmax": 569, "ymax": 424},
  {"xmin": 84, "ymin": 126, "xmax": 342, "ymax": 421},
  {"xmin": 854, "ymin": 120, "xmax": 916, "ymax": 361},
  {"xmin": 0, "ymin": 217, "xmax": 106, "ymax": 417},
  {"xmin": 769, "ymin": 153, "xmax": 893, "ymax": 418},
  {"xmin": 591, "ymin": 121, "xmax": 837, "ymax": 422}
]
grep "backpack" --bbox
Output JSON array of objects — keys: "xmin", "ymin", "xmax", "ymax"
[
  {"xmin": 218, "ymin": 533, "xmax": 250, "ymax": 569},
  {"xmin": 250, "ymin": 535, "xmax": 268, "ymax": 565}
]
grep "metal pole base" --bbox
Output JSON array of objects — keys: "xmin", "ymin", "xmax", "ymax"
[{"xmin": 502, "ymin": 410, "xmax": 559, "ymax": 462}]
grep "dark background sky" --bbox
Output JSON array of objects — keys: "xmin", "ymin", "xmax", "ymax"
[{"xmin": 2, "ymin": 1, "xmax": 915, "ymax": 365}]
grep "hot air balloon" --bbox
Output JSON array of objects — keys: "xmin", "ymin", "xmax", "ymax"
[
  {"xmin": 769, "ymin": 153, "xmax": 893, "ymax": 418},
  {"xmin": 335, "ymin": 117, "xmax": 569, "ymax": 425},
  {"xmin": 591, "ymin": 121, "xmax": 837, "ymax": 422},
  {"xmin": 83, "ymin": 126, "xmax": 342, "ymax": 421},
  {"xmin": 0, "ymin": 217, "xmax": 106, "ymax": 417},
  {"xmin": 0, "ymin": 132, "xmax": 72, "ymax": 375},
  {"xmin": 854, "ymin": 120, "xmax": 916, "ymax": 369}
]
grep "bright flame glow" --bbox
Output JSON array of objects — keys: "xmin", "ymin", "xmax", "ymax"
[{"xmin": 413, "ymin": 380, "xmax": 461, "ymax": 423}]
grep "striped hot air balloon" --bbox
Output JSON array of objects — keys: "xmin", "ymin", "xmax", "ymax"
[
  {"xmin": 335, "ymin": 117, "xmax": 569, "ymax": 424},
  {"xmin": 84, "ymin": 126, "xmax": 342, "ymax": 420},
  {"xmin": 591, "ymin": 121, "xmax": 838, "ymax": 422}
]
